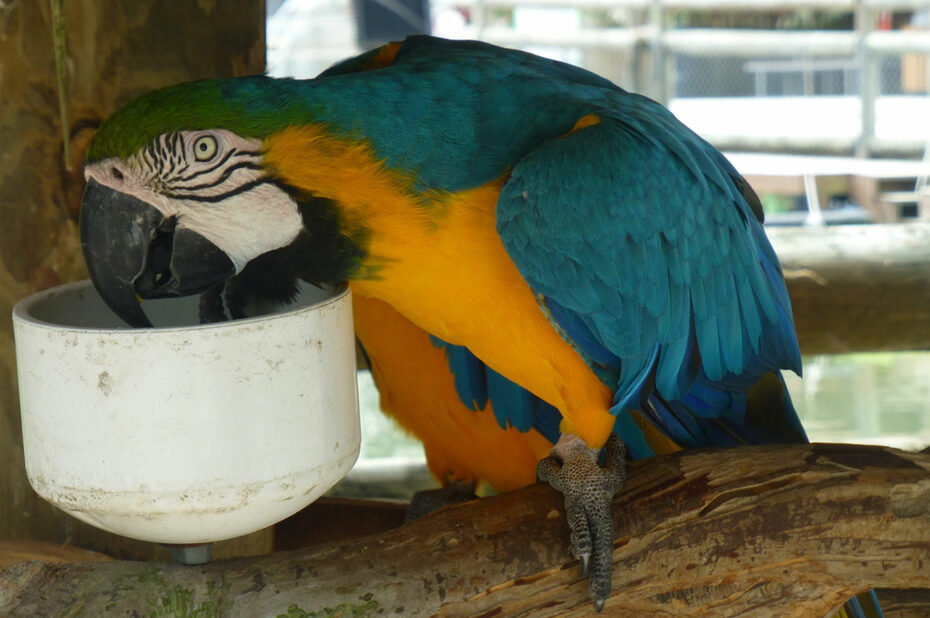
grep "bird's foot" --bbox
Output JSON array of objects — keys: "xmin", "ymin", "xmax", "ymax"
[
  {"xmin": 222, "ymin": 277, "xmax": 248, "ymax": 320},
  {"xmin": 198, "ymin": 279, "xmax": 248, "ymax": 324},
  {"xmin": 198, "ymin": 284, "xmax": 228, "ymax": 324},
  {"xmin": 537, "ymin": 433, "xmax": 627, "ymax": 612},
  {"xmin": 405, "ymin": 478, "xmax": 478, "ymax": 523}
]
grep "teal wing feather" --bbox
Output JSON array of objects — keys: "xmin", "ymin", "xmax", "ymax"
[{"xmin": 496, "ymin": 95, "xmax": 803, "ymax": 438}]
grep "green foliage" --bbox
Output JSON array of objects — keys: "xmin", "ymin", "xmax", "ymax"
[
  {"xmin": 275, "ymin": 600, "xmax": 379, "ymax": 618},
  {"xmin": 109, "ymin": 570, "xmax": 231, "ymax": 618},
  {"xmin": 760, "ymin": 193, "xmax": 795, "ymax": 215},
  {"xmin": 146, "ymin": 581, "xmax": 230, "ymax": 618},
  {"xmin": 133, "ymin": 565, "xmax": 166, "ymax": 585}
]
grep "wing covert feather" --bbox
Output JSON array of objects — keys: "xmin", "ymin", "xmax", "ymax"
[{"xmin": 496, "ymin": 105, "xmax": 801, "ymax": 414}]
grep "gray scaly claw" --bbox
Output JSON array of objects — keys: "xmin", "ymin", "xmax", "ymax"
[
  {"xmin": 537, "ymin": 433, "xmax": 627, "ymax": 613},
  {"xmin": 578, "ymin": 552, "xmax": 590, "ymax": 577}
]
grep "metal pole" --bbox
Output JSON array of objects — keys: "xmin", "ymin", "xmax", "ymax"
[
  {"xmin": 648, "ymin": 0, "xmax": 667, "ymax": 104},
  {"xmin": 855, "ymin": 0, "xmax": 876, "ymax": 158}
]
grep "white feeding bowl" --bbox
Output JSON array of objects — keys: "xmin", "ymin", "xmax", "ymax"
[{"xmin": 13, "ymin": 280, "xmax": 360, "ymax": 544}]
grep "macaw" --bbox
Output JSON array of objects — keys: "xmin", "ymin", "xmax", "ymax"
[{"xmin": 78, "ymin": 36, "xmax": 881, "ymax": 614}]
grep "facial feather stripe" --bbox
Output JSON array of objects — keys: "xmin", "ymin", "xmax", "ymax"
[
  {"xmin": 85, "ymin": 129, "xmax": 304, "ymax": 274},
  {"xmin": 129, "ymin": 130, "xmax": 265, "ymax": 200}
]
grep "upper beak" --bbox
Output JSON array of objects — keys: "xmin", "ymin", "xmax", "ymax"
[{"xmin": 79, "ymin": 178, "xmax": 235, "ymax": 327}]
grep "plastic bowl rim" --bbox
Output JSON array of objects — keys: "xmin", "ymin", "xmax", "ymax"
[{"xmin": 11, "ymin": 279, "xmax": 351, "ymax": 335}]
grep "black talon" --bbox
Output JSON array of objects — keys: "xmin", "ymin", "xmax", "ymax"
[
  {"xmin": 578, "ymin": 553, "xmax": 591, "ymax": 577},
  {"xmin": 198, "ymin": 284, "xmax": 228, "ymax": 324},
  {"xmin": 222, "ymin": 277, "xmax": 249, "ymax": 320}
]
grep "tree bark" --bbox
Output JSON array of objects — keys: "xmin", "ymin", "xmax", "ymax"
[{"xmin": 2, "ymin": 444, "xmax": 929, "ymax": 617}]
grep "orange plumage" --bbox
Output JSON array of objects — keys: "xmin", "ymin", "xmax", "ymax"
[{"xmin": 353, "ymin": 294, "xmax": 553, "ymax": 491}]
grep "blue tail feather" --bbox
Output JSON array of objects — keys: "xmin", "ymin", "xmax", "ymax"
[
  {"xmin": 431, "ymin": 336, "xmax": 561, "ymax": 444},
  {"xmin": 842, "ymin": 590, "xmax": 885, "ymax": 618}
]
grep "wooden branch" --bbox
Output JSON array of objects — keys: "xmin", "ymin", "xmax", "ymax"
[
  {"xmin": 875, "ymin": 588, "xmax": 930, "ymax": 618},
  {"xmin": 2, "ymin": 444, "xmax": 928, "ymax": 616},
  {"xmin": 768, "ymin": 223, "xmax": 930, "ymax": 355}
]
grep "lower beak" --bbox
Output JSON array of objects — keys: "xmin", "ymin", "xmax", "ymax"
[{"xmin": 79, "ymin": 178, "xmax": 235, "ymax": 327}]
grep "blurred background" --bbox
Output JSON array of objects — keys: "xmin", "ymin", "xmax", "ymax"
[{"xmin": 268, "ymin": 0, "xmax": 930, "ymax": 158}]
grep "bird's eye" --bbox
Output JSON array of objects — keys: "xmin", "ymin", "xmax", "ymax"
[{"xmin": 193, "ymin": 135, "xmax": 218, "ymax": 161}]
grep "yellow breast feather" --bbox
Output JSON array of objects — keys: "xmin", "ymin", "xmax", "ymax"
[{"xmin": 264, "ymin": 125, "xmax": 616, "ymax": 448}]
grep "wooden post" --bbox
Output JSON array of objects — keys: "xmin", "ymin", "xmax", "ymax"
[
  {"xmin": 768, "ymin": 223, "xmax": 930, "ymax": 355},
  {"xmin": 0, "ymin": 0, "xmax": 266, "ymax": 559}
]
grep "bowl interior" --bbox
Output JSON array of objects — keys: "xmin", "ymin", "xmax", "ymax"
[{"xmin": 19, "ymin": 280, "xmax": 343, "ymax": 330}]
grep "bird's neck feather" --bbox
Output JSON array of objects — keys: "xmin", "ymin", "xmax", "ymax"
[{"xmin": 263, "ymin": 124, "xmax": 444, "ymax": 280}]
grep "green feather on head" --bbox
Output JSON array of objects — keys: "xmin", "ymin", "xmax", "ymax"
[{"xmin": 86, "ymin": 76, "xmax": 329, "ymax": 162}]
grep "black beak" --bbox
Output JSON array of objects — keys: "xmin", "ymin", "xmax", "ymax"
[{"xmin": 79, "ymin": 178, "xmax": 235, "ymax": 327}]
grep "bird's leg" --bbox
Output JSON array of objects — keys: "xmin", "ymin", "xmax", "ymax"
[
  {"xmin": 405, "ymin": 477, "xmax": 478, "ymax": 523},
  {"xmin": 537, "ymin": 432, "xmax": 627, "ymax": 612},
  {"xmin": 198, "ymin": 279, "xmax": 249, "ymax": 324},
  {"xmin": 198, "ymin": 284, "xmax": 228, "ymax": 324},
  {"xmin": 222, "ymin": 277, "xmax": 248, "ymax": 320}
]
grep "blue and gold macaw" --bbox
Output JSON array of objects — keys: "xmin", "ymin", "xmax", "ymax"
[{"xmin": 78, "ymin": 36, "xmax": 881, "ymax": 614}]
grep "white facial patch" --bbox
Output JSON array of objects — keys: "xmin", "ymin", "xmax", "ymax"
[
  {"xmin": 85, "ymin": 129, "xmax": 304, "ymax": 274},
  {"xmin": 175, "ymin": 182, "xmax": 302, "ymax": 273}
]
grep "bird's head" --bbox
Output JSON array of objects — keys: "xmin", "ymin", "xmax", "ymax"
[{"xmin": 80, "ymin": 77, "xmax": 365, "ymax": 327}]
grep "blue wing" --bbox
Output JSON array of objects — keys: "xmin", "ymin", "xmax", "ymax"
[
  {"xmin": 491, "ymin": 95, "xmax": 805, "ymax": 450},
  {"xmin": 429, "ymin": 336, "xmax": 563, "ymax": 445},
  {"xmin": 366, "ymin": 38, "xmax": 807, "ymax": 453}
]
